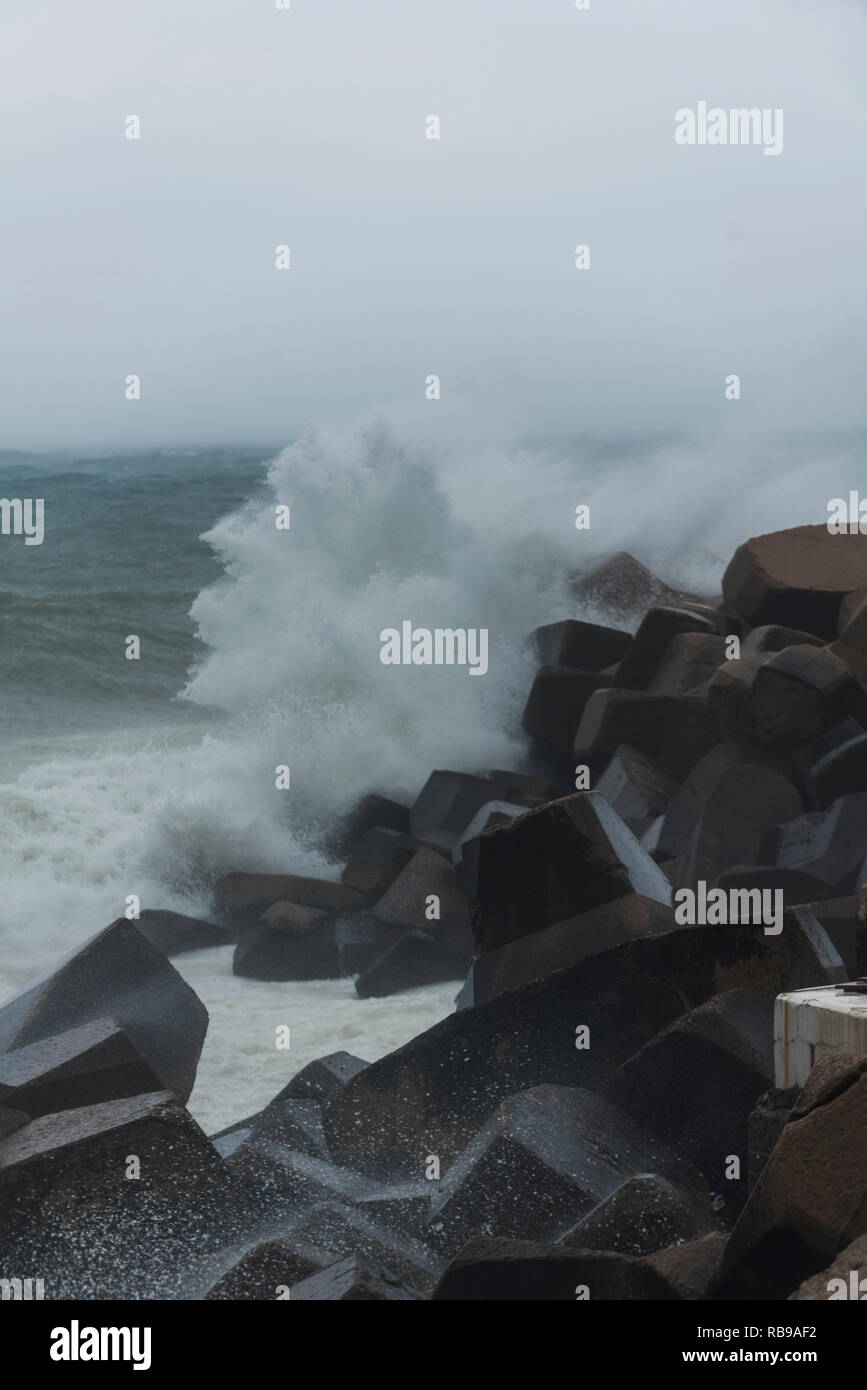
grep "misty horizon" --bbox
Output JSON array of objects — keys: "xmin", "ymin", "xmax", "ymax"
[{"xmin": 2, "ymin": 0, "xmax": 866, "ymax": 449}]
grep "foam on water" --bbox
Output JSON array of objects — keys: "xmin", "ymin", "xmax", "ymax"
[
  {"xmin": 0, "ymin": 415, "xmax": 859, "ymax": 1125},
  {"xmin": 174, "ymin": 947, "xmax": 459, "ymax": 1135},
  {"xmin": 0, "ymin": 419, "xmax": 582, "ymax": 1120}
]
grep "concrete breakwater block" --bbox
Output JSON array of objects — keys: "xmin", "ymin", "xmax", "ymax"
[{"xmin": 774, "ymin": 984, "xmax": 867, "ymax": 1087}]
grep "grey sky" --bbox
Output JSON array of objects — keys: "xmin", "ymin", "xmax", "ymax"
[{"xmin": 1, "ymin": 0, "xmax": 865, "ymax": 447}]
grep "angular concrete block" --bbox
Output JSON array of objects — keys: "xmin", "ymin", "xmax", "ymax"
[
  {"xmin": 233, "ymin": 901, "xmax": 339, "ymax": 981},
  {"xmin": 646, "ymin": 632, "xmax": 727, "ymax": 695},
  {"xmin": 373, "ymin": 846, "xmax": 470, "ymax": 958},
  {"xmin": 290, "ymin": 1253, "xmax": 423, "ymax": 1300},
  {"xmin": 574, "ymin": 690, "xmax": 715, "ymax": 782},
  {"xmin": 615, "ymin": 606, "xmax": 718, "ymax": 690},
  {"xmin": 472, "ymin": 892, "xmax": 682, "ymax": 1004},
  {"xmin": 432, "ymin": 1234, "xmax": 678, "ymax": 1300},
  {"xmin": 723, "ymin": 525, "xmax": 867, "ymax": 639},
  {"xmin": 202, "ymin": 1237, "xmax": 331, "ymax": 1299},
  {"xmin": 340, "ymin": 828, "xmax": 419, "ymax": 899},
  {"xmin": 0, "ymin": 1017, "xmax": 165, "ymax": 1118},
  {"xmin": 270, "ymin": 1051, "xmax": 368, "ymax": 1107},
  {"xmin": 560, "ymin": 1174, "xmax": 716, "ymax": 1257},
  {"xmin": 808, "ymin": 733, "xmax": 867, "ymax": 808},
  {"xmin": 715, "ymin": 1054, "xmax": 867, "ymax": 1298},
  {"xmin": 324, "ymin": 919, "xmax": 848, "ymax": 1178},
  {"xmin": 570, "ymin": 551, "xmax": 683, "ymax": 624},
  {"xmin": 134, "ymin": 910, "xmax": 231, "ymax": 956},
  {"xmin": 285, "ymin": 1200, "xmax": 443, "ymax": 1294},
  {"xmin": 741, "ymin": 645, "xmax": 867, "ymax": 750},
  {"xmin": 472, "ymin": 792, "xmax": 672, "ymax": 955},
  {"xmin": 683, "ymin": 764, "xmax": 803, "ymax": 890},
  {"xmin": 531, "ymin": 618, "xmax": 631, "ymax": 672},
  {"xmin": 424, "ymin": 1085, "xmax": 704, "ymax": 1257},
  {"xmin": 705, "ymin": 652, "xmax": 769, "ymax": 739},
  {"xmin": 216, "ymin": 873, "xmax": 365, "ymax": 924},
  {"xmin": 606, "ymin": 989, "xmax": 775, "ymax": 1218},
  {"xmin": 0, "ymin": 920, "xmax": 208, "ymax": 1105},
  {"xmin": 522, "ymin": 666, "xmax": 606, "ymax": 757},
  {"xmin": 594, "ymin": 744, "xmax": 677, "ymax": 821}
]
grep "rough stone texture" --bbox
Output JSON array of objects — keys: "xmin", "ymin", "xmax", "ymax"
[
  {"xmin": 837, "ymin": 587, "xmax": 867, "ymax": 633},
  {"xmin": 424, "ymin": 1085, "xmax": 705, "ymax": 1258},
  {"xmin": 522, "ymin": 666, "xmax": 607, "ymax": 757},
  {"xmin": 454, "ymin": 801, "xmax": 530, "ymax": 902},
  {"xmin": 372, "ymin": 846, "xmax": 471, "ymax": 958},
  {"xmin": 769, "ymin": 794, "xmax": 867, "ymax": 895},
  {"xmin": 747, "ymin": 1087, "xmax": 800, "ymax": 1192},
  {"xmin": 646, "ymin": 633, "xmax": 728, "ymax": 695},
  {"xmin": 722, "ymin": 525, "xmax": 867, "ymax": 639},
  {"xmin": 354, "ymin": 1182, "xmax": 434, "ymax": 1240},
  {"xmin": 705, "ymin": 653, "xmax": 770, "ymax": 739},
  {"xmin": 792, "ymin": 717, "xmax": 865, "ymax": 781},
  {"xmin": 281, "ymin": 1201, "xmax": 443, "ymax": 1294},
  {"xmin": 0, "ymin": 1091, "xmax": 250, "ymax": 1299},
  {"xmin": 202, "ymin": 1237, "xmax": 331, "ymax": 1299},
  {"xmin": 654, "ymin": 739, "xmax": 800, "ymax": 863},
  {"xmin": 290, "ymin": 1253, "xmax": 423, "ymax": 1300},
  {"xmin": 340, "ymin": 828, "xmax": 419, "ymax": 899},
  {"xmin": 574, "ymin": 691, "xmax": 716, "ymax": 783},
  {"xmin": 472, "ymin": 892, "xmax": 682, "ymax": 1004},
  {"xmin": 453, "ymin": 801, "xmax": 528, "ymax": 864},
  {"xmin": 680, "ymin": 601, "xmax": 733, "ymax": 634},
  {"xmin": 329, "ymin": 793, "xmax": 411, "ymax": 858},
  {"xmin": 0, "ymin": 919, "xmax": 208, "ymax": 1105},
  {"xmin": 740, "ymin": 645, "xmax": 867, "ymax": 750},
  {"xmin": 570, "ymin": 552, "xmax": 684, "ymax": 625},
  {"xmin": 225, "ymin": 1136, "xmax": 375, "ymax": 1212},
  {"xmin": 606, "ymin": 990, "xmax": 774, "ymax": 1219},
  {"xmin": 0, "ymin": 1017, "xmax": 165, "ymax": 1118},
  {"xmin": 0, "ymin": 1105, "xmax": 29, "ymax": 1140},
  {"xmin": 324, "ymin": 921, "xmax": 845, "ymax": 1178},
  {"xmin": 531, "ymin": 618, "xmax": 631, "ymax": 673},
  {"xmin": 409, "ymin": 770, "xmax": 548, "ymax": 852},
  {"xmin": 713, "ymin": 864, "xmax": 836, "ymax": 907},
  {"xmin": 742, "ymin": 625, "xmax": 825, "ymax": 654},
  {"xmin": 796, "ymin": 897, "xmax": 860, "ymax": 975},
  {"xmin": 615, "ymin": 606, "xmax": 719, "ymax": 691},
  {"xmin": 646, "ymin": 1233, "xmax": 728, "ymax": 1301},
  {"xmin": 249, "ymin": 1097, "xmax": 329, "ymax": 1157},
  {"xmin": 808, "ymin": 733, "xmax": 867, "ymax": 808},
  {"xmin": 560, "ymin": 1174, "xmax": 716, "ymax": 1257},
  {"xmin": 486, "ymin": 769, "xmax": 564, "ymax": 806},
  {"xmin": 594, "ymin": 744, "xmax": 677, "ymax": 822},
  {"xmin": 232, "ymin": 902, "xmax": 339, "ymax": 981},
  {"xmin": 790, "ymin": 1233, "xmax": 867, "ymax": 1300},
  {"xmin": 714, "ymin": 1055, "xmax": 867, "ymax": 1298},
  {"xmin": 682, "ymin": 764, "xmax": 803, "ymax": 890},
  {"xmin": 432, "ymin": 1235, "xmax": 678, "ymax": 1300},
  {"xmin": 333, "ymin": 912, "xmax": 398, "ymax": 977},
  {"xmin": 270, "ymin": 1052, "xmax": 369, "ymax": 1108},
  {"xmin": 472, "ymin": 792, "xmax": 672, "ymax": 956},
  {"xmin": 830, "ymin": 592, "xmax": 867, "ymax": 686},
  {"xmin": 789, "ymin": 1051, "xmax": 867, "ymax": 1120},
  {"xmin": 215, "ymin": 873, "xmax": 366, "ymax": 925}
]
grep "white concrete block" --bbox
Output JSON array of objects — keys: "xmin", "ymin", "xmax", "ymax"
[{"xmin": 774, "ymin": 984, "xmax": 867, "ymax": 1088}]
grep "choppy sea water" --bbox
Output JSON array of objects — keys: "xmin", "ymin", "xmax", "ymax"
[{"xmin": 0, "ymin": 421, "xmax": 858, "ymax": 1128}]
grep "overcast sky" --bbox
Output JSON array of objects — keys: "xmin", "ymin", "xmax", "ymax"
[{"xmin": 1, "ymin": 0, "xmax": 865, "ymax": 448}]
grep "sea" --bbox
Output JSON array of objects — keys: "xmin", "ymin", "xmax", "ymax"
[{"xmin": 0, "ymin": 417, "xmax": 857, "ymax": 1131}]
